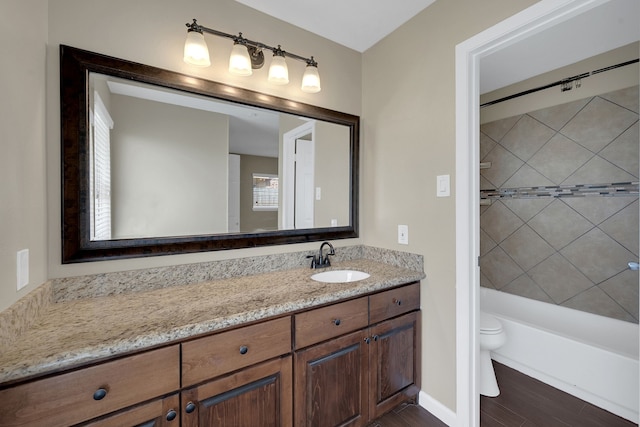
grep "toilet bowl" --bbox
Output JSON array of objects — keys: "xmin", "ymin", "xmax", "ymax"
[{"xmin": 479, "ymin": 312, "xmax": 506, "ymax": 397}]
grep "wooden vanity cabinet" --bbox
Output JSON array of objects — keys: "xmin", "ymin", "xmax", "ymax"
[
  {"xmin": 0, "ymin": 282, "xmax": 419, "ymax": 427},
  {"xmin": 294, "ymin": 282, "xmax": 421, "ymax": 427}
]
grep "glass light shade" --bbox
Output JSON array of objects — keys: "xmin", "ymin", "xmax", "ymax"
[
  {"xmin": 229, "ymin": 43, "xmax": 252, "ymax": 76},
  {"xmin": 183, "ymin": 31, "xmax": 211, "ymax": 67},
  {"xmin": 301, "ymin": 65, "xmax": 321, "ymax": 93},
  {"xmin": 268, "ymin": 55, "xmax": 289, "ymax": 85}
]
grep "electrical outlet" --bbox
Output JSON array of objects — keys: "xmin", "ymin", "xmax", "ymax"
[
  {"xmin": 17, "ymin": 249, "xmax": 29, "ymax": 291},
  {"xmin": 398, "ymin": 225, "xmax": 409, "ymax": 245}
]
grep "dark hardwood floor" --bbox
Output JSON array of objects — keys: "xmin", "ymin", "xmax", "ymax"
[
  {"xmin": 368, "ymin": 361, "xmax": 637, "ymax": 427},
  {"xmin": 481, "ymin": 361, "xmax": 637, "ymax": 427},
  {"xmin": 368, "ymin": 402, "xmax": 448, "ymax": 427}
]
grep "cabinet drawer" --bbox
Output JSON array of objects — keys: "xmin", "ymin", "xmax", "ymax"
[
  {"xmin": 79, "ymin": 393, "xmax": 179, "ymax": 427},
  {"xmin": 0, "ymin": 345, "xmax": 180, "ymax": 427},
  {"xmin": 294, "ymin": 297, "xmax": 369, "ymax": 349},
  {"xmin": 182, "ymin": 316, "xmax": 292, "ymax": 387},
  {"xmin": 369, "ymin": 282, "xmax": 420, "ymax": 324}
]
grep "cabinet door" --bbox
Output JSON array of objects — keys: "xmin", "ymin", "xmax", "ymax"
[
  {"xmin": 369, "ymin": 311, "xmax": 420, "ymax": 420},
  {"xmin": 79, "ymin": 393, "xmax": 179, "ymax": 427},
  {"xmin": 294, "ymin": 329, "xmax": 369, "ymax": 427},
  {"xmin": 182, "ymin": 356, "xmax": 292, "ymax": 427}
]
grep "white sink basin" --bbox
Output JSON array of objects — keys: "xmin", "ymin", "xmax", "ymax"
[{"xmin": 311, "ymin": 270, "xmax": 370, "ymax": 283}]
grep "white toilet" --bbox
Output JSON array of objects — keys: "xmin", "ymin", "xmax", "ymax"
[{"xmin": 479, "ymin": 312, "xmax": 506, "ymax": 397}]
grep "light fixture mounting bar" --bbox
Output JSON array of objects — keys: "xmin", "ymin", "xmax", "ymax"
[{"xmin": 186, "ymin": 19, "xmax": 317, "ymax": 66}]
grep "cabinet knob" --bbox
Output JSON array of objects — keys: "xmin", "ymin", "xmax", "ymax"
[
  {"xmin": 373, "ymin": 334, "xmax": 379, "ymax": 342},
  {"xmin": 93, "ymin": 388, "xmax": 108, "ymax": 401},
  {"xmin": 333, "ymin": 318, "xmax": 341, "ymax": 326},
  {"xmin": 166, "ymin": 409, "xmax": 177, "ymax": 421},
  {"xmin": 239, "ymin": 345, "xmax": 249, "ymax": 355},
  {"xmin": 364, "ymin": 337, "xmax": 371, "ymax": 344},
  {"xmin": 393, "ymin": 298, "xmax": 402, "ymax": 306},
  {"xmin": 185, "ymin": 401, "xmax": 196, "ymax": 414}
]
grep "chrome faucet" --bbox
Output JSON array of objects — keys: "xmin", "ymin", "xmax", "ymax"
[{"xmin": 307, "ymin": 241, "xmax": 335, "ymax": 269}]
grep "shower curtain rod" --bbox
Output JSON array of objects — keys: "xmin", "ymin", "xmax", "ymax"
[{"xmin": 480, "ymin": 58, "xmax": 639, "ymax": 108}]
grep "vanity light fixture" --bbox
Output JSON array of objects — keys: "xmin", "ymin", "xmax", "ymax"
[{"xmin": 184, "ymin": 19, "xmax": 321, "ymax": 93}]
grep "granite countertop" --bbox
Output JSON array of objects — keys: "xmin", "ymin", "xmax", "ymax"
[{"xmin": 0, "ymin": 258, "xmax": 424, "ymax": 385}]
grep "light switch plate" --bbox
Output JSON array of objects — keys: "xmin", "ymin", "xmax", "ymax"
[
  {"xmin": 437, "ymin": 174, "xmax": 450, "ymax": 197},
  {"xmin": 398, "ymin": 225, "xmax": 409, "ymax": 245},
  {"xmin": 17, "ymin": 249, "xmax": 29, "ymax": 291}
]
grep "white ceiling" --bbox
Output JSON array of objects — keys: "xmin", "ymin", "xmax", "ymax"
[
  {"xmin": 234, "ymin": 0, "xmax": 638, "ymax": 94},
  {"xmin": 233, "ymin": 0, "xmax": 437, "ymax": 53},
  {"xmin": 479, "ymin": 0, "xmax": 640, "ymax": 94}
]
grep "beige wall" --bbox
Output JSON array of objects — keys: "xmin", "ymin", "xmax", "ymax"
[
  {"xmin": 314, "ymin": 122, "xmax": 351, "ymax": 227},
  {"xmin": 0, "ymin": 0, "xmax": 48, "ymax": 312},
  {"xmin": 111, "ymin": 96, "xmax": 230, "ymax": 238},
  {"xmin": 361, "ymin": 0, "xmax": 539, "ymax": 410},
  {"xmin": 45, "ymin": 0, "xmax": 362, "ymax": 281}
]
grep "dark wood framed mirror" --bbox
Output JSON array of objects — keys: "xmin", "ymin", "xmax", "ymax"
[{"xmin": 61, "ymin": 45, "xmax": 359, "ymax": 263}]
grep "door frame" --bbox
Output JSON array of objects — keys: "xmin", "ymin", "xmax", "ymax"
[
  {"xmin": 282, "ymin": 121, "xmax": 316, "ymax": 229},
  {"xmin": 454, "ymin": 1, "xmax": 609, "ymax": 425}
]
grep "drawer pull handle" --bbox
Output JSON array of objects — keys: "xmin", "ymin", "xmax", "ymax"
[
  {"xmin": 373, "ymin": 334, "xmax": 379, "ymax": 342},
  {"xmin": 93, "ymin": 388, "xmax": 108, "ymax": 401},
  {"xmin": 333, "ymin": 318, "xmax": 341, "ymax": 326},
  {"xmin": 393, "ymin": 298, "xmax": 402, "ymax": 306},
  {"xmin": 185, "ymin": 401, "xmax": 196, "ymax": 414},
  {"xmin": 166, "ymin": 409, "xmax": 177, "ymax": 421},
  {"xmin": 239, "ymin": 345, "xmax": 249, "ymax": 355},
  {"xmin": 364, "ymin": 337, "xmax": 371, "ymax": 344}
]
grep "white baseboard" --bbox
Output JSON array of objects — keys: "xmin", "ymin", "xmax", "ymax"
[{"xmin": 418, "ymin": 390, "xmax": 457, "ymax": 426}]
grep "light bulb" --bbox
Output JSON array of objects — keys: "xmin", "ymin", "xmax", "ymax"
[
  {"xmin": 183, "ymin": 31, "xmax": 211, "ymax": 67},
  {"xmin": 268, "ymin": 54, "xmax": 289, "ymax": 85},
  {"xmin": 301, "ymin": 64, "xmax": 321, "ymax": 93},
  {"xmin": 229, "ymin": 43, "xmax": 252, "ymax": 76}
]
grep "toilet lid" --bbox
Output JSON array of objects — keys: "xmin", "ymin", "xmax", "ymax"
[{"xmin": 480, "ymin": 312, "xmax": 502, "ymax": 333}]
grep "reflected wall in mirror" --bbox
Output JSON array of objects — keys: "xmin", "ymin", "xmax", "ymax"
[{"xmin": 61, "ymin": 45, "xmax": 359, "ymax": 263}]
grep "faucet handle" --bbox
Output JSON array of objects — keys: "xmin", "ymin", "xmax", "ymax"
[
  {"xmin": 322, "ymin": 252, "xmax": 334, "ymax": 266},
  {"xmin": 306, "ymin": 255, "xmax": 318, "ymax": 269}
]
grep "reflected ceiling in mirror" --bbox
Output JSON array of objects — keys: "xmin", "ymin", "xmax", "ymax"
[{"xmin": 61, "ymin": 45, "xmax": 359, "ymax": 263}]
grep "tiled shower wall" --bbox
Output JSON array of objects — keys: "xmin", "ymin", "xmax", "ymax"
[{"xmin": 479, "ymin": 85, "xmax": 639, "ymax": 323}]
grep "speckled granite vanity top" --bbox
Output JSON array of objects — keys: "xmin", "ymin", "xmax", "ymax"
[{"xmin": 0, "ymin": 246, "xmax": 424, "ymax": 385}]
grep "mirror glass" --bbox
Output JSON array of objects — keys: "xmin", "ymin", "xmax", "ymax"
[{"xmin": 61, "ymin": 46, "xmax": 359, "ymax": 262}]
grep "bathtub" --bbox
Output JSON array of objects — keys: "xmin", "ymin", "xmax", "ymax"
[{"xmin": 481, "ymin": 287, "xmax": 639, "ymax": 423}]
